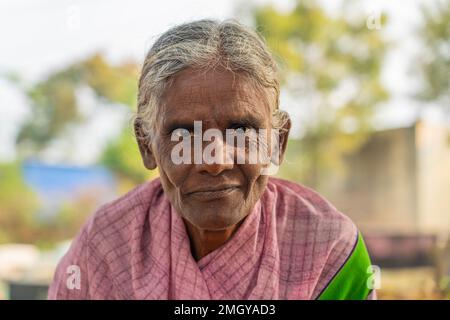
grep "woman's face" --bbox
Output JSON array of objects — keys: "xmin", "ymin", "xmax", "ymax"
[{"xmin": 138, "ymin": 67, "xmax": 287, "ymax": 230}]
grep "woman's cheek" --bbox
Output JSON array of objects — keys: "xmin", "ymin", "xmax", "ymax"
[
  {"xmin": 240, "ymin": 164, "xmax": 266, "ymax": 197},
  {"xmin": 159, "ymin": 147, "xmax": 193, "ymax": 190}
]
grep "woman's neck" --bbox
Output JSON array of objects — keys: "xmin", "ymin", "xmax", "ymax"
[{"xmin": 182, "ymin": 218, "xmax": 244, "ymax": 261}]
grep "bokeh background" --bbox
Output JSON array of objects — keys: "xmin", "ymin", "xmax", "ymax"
[{"xmin": 0, "ymin": 0, "xmax": 449, "ymax": 300}]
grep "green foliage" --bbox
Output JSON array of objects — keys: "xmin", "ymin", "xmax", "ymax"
[
  {"xmin": 101, "ymin": 128, "xmax": 157, "ymax": 185},
  {"xmin": 0, "ymin": 162, "xmax": 39, "ymax": 243},
  {"xmin": 0, "ymin": 162, "xmax": 105, "ymax": 247},
  {"xmin": 2, "ymin": 54, "xmax": 151, "ymax": 246},
  {"xmin": 416, "ymin": 0, "xmax": 450, "ymax": 107},
  {"xmin": 82, "ymin": 54, "xmax": 138, "ymax": 107},
  {"xmin": 253, "ymin": 0, "xmax": 389, "ymax": 186},
  {"xmin": 17, "ymin": 66, "xmax": 82, "ymax": 153},
  {"xmin": 14, "ymin": 53, "xmax": 152, "ymax": 184},
  {"xmin": 16, "ymin": 53, "xmax": 139, "ymax": 157}
]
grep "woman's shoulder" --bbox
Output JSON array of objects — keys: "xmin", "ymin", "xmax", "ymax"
[
  {"xmin": 266, "ymin": 177, "xmax": 350, "ymax": 216},
  {"xmin": 77, "ymin": 178, "xmax": 165, "ymax": 251},
  {"xmin": 49, "ymin": 178, "xmax": 166, "ymax": 299},
  {"xmin": 96, "ymin": 178, "xmax": 163, "ymax": 217},
  {"xmin": 265, "ymin": 176, "xmax": 357, "ymax": 244},
  {"xmin": 265, "ymin": 177, "xmax": 360, "ymax": 299}
]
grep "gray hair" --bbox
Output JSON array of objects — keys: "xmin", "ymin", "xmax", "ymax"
[{"xmin": 135, "ymin": 19, "xmax": 289, "ymax": 143}]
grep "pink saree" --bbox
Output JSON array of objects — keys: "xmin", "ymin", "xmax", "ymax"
[{"xmin": 48, "ymin": 177, "xmax": 373, "ymax": 299}]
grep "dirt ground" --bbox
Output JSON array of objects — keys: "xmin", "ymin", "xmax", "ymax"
[{"xmin": 376, "ymin": 267, "xmax": 448, "ymax": 300}]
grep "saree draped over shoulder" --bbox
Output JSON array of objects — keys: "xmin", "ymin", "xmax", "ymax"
[{"xmin": 48, "ymin": 177, "xmax": 375, "ymax": 300}]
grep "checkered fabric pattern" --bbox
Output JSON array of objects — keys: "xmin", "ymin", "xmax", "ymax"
[{"xmin": 48, "ymin": 177, "xmax": 364, "ymax": 300}]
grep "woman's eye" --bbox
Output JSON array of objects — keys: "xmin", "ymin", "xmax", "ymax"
[
  {"xmin": 231, "ymin": 126, "xmax": 251, "ymax": 134},
  {"xmin": 171, "ymin": 128, "xmax": 191, "ymax": 138}
]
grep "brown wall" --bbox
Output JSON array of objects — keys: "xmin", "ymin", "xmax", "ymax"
[{"xmin": 318, "ymin": 122, "xmax": 450, "ymax": 235}]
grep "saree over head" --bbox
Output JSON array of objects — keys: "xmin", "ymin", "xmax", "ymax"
[{"xmin": 48, "ymin": 177, "xmax": 375, "ymax": 300}]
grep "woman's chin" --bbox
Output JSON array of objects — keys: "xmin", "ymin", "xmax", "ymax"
[{"xmin": 186, "ymin": 210, "xmax": 246, "ymax": 231}]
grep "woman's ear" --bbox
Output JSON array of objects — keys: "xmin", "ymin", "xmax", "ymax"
[
  {"xmin": 269, "ymin": 111, "xmax": 291, "ymax": 167},
  {"xmin": 134, "ymin": 120, "xmax": 157, "ymax": 170},
  {"xmin": 261, "ymin": 113, "xmax": 291, "ymax": 176},
  {"xmin": 277, "ymin": 115, "xmax": 291, "ymax": 165}
]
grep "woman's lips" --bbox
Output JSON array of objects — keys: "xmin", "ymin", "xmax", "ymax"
[{"xmin": 186, "ymin": 186, "xmax": 240, "ymax": 201}]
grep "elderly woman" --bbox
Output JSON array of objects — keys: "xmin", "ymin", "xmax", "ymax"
[{"xmin": 48, "ymin": 19, "xmax": 375, "ymax": 300}]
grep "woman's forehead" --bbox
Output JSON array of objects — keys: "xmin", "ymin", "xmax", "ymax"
[
  {"xmin": 159, "ymin": 68, "xmax": 272, "ymax": 125},
  {"xmin": 163, "ymin": 68, "xmax": 262, "ymax": 103},
  {"xmin": 160, "ymin": 104, "xmax": 268, "ymax": 131}
]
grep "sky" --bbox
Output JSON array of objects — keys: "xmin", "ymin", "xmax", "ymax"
[{"xmin": 0, "ymin": 0, "xmax": 441, "ymax": 163}]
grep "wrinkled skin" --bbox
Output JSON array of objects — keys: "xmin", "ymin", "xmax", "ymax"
[{"xmin": 136, "ymin": 67, "xmax": 290, "ymax": 260}]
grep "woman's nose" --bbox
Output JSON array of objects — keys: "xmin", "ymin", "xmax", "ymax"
[{"xmin": 195, "ymin": 136, "xmax": 234, "ymax": 176}]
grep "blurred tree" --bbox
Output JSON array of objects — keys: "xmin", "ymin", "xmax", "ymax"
[
  {"xmin": 3, "ymin": 54, "xmax": 154, "ymax": 246},
  {"xmin": 0, "ymin": 162, "xmax": 39, "ymax": 243},
  {"xmin": 17, "ymin": 65, "xmax": 82, "ymax": 153},
  {"xmin": 101, "ymin": 127, "xmax": 155, "ymax": 187},
  {"xmin": 82, "ymin": 54, "xmax": 139, "ymax": 107},
  {"xmin": 251, "ymin": 0, "xmax": 389, "ymax": 187},
  {"xmin": 34, "ymin": 192, "xmax": 100, "ymax": 248},
  {"xmin": 0, "ymin": 162, "xmax": 101, "ymax": 247},
  {"xmin": 15, "ymin": 53, "xmax": 156, "ymax": 185},
  {"xmin": 416, "ymin": 0, "xmax": 450, "ymax": 109}
]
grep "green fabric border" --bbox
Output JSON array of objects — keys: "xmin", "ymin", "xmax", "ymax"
[{"xmin": 318, "ymin": 231, "xmax": 373, "ymax": 300}]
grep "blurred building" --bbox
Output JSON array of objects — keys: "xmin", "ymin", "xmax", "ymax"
[
  {"xmin": 321, "ymin": 120, "xmax": 450, "ymax": 236},
  {"xmin": 319, "ymin": 121, "xmax": 450, "ymax": 272}
]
